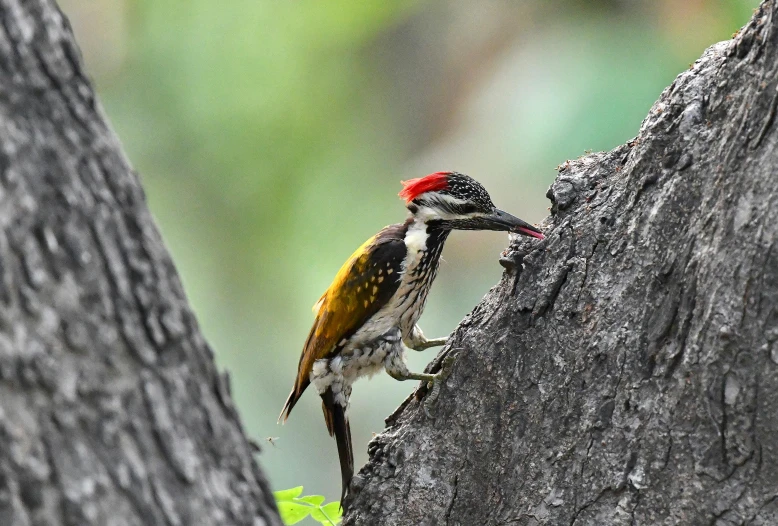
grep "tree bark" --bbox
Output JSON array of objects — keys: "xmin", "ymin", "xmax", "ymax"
[
  {"xmin": 0, "ymin": 1, "xmax": 281, "ymax": 525},
  {"xmin": 345, "ymin": 2, "xmax": 778, "ymax": 525}
]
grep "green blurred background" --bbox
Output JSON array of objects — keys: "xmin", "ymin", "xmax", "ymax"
[{"xmin": 59, "ymin": 0, "xmax": 759, "ymax": 506}]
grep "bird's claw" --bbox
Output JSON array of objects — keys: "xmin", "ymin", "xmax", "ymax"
[
  {"xmin": 415, "ymin": 336, "xmax": 450, "ymax": 350},
  {"xmin": 407, "ymin": 327, "xmax": 451, "ymax": 351}
]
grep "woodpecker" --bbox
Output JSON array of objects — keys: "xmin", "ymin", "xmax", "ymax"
[{"xmin": 279, "ymin": 171, "xmax": 544, "ymax": 502}]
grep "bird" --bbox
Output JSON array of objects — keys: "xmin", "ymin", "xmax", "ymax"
[{"xmin": 278, "ymin": 171, "xmax": 544, "ymax": 503}]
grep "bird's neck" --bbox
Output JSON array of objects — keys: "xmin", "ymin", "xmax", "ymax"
[
  {"xmin": 405, "ymin": 216, "xmax": 451, "ymax": 255},
  {"xmin": 389, "ymin": 216, "xmax": 450, "ymax": 334},
  {"xmin": 403, "ymin": 216, "xmax": 450, "ymax": 274}
]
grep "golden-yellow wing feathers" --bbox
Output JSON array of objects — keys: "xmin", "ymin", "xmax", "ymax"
[{"xmin": 280, "ymin": 223, "xmax": 406, "ymax": 420}]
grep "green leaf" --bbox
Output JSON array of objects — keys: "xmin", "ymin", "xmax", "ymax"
[
  {"xmin": 274, "ymin": 486, "xmax": 304, "ymax": 502},
  {"xmin": 277, "ymin": 501, "xmax": 312, "ymax": 525},
  {"xmin": 310, "ymin": 501, "xmax": 343, "ymax": 525},
  {"xmin": 296, "ymin": 495, "xmax": 325, "ymax": 506}
]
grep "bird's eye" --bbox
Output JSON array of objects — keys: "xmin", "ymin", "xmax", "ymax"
[{"xmin": 454, "ymin": 203, "xmax": 479, "ymax": 215}]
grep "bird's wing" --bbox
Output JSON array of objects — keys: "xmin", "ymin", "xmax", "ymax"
[{"xmin": 280, "ymin": 223, "xmax": 406, "ymax": 419}]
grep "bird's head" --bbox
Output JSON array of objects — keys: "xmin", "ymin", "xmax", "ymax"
[{"xmin": 399, "ymin": 171, "xmax": 544, "ymax": 239}]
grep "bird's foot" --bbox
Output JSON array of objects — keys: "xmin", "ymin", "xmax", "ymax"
[
  {"xmin": 386, "ymin": 349, "xmax": 459, "ymax": 417},
  {"xmin": 413, "ymin": 336, "xmax": 450, "ymax": 351},
  {"xmin": 405, "ymin": 325, "xmax": 450, "ymax": 351}
]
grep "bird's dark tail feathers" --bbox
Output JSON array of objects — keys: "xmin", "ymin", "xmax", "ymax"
[
  {"xmin": 278, "ymin": 388, "xmax": 299, "ymax": 423},
  {"xmin": 321, "ymin": 389, "xmax": 353, "ymax": 503},
  {"xmin": 278, "ymin": 377, "xmax": 310, "ymax": 424}
]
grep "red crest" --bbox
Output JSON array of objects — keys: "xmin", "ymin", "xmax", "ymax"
[{"xmin": 399, "ymin": 172, "xmax": 450, "ymax": 203}]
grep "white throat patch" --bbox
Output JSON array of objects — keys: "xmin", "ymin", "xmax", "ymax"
[{"xmin": 404, "ymin": 221, "xmax": 429, "ymax": 254}]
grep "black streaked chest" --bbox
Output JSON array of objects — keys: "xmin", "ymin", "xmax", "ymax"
[{"xmin": 396, "ymin": 224, "xmax": 449, "ymax": 328}]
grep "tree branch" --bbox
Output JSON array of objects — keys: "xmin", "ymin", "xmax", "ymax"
[
  {"xmin": 0, "ymin": 1, "xmax": 281, "ymax": 524},
  {"xmin": 345, "ymin": 1, "xmax": 778, "ymax": 524}
]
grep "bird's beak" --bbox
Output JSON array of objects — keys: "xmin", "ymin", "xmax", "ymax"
[{"xmin": 480, "ymin": 209, "xmax": 545, "ymax": 239}]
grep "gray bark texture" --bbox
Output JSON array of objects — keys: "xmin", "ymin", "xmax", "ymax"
[
  {"xmin": 346, "ymin": 2, "xmax": 778, "ymax": 525},
  {"xmin": 0, "ymin": 1, "xmax": 282, "ymax": 525}
]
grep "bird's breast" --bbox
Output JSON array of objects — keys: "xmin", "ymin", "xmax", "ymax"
[{"xmin": 394, "ymin": 229, "xmax": 449, "ymax": 333}]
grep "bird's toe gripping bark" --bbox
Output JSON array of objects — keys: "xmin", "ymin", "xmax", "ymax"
[
  {"xmin": 386, "ymin": 351, "xmax": 458, "ymax": 417},
  {"xmin": 417, "ymin": 336, "xmax": 450, "ymax": 350},
  {"xmin": 405, "ymin": 325, "xmax": 450, "ymax": 351}
]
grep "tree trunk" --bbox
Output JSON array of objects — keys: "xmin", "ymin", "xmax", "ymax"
[
  {"xmin": 345, "ymin": 2, "xmax": 778, "ymax": 525},
  {"xmin": 0, "ymin": 1, "xmax": 281, "ymax": 525}
]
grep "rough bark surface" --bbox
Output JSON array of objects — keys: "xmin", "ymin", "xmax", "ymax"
[
  {"xmin": 0, "ymin": 1, "xmax": 281, "ymax": 525},
  {"xmin": 346, "ymin": 2, "xmax": 778, "ymax": 525}
]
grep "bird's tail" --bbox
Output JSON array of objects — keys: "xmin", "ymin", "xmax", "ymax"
[
  {"xmin": 278, "ymin": 388, "xmax": 299, "ymax": 424},
  {"xmin": 321, "ymin": 388, "xmax": 353, "ymax": 503},
  {"xmin": 278, "ymin": 375, "xmax": 311, "ymax": 424}
]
